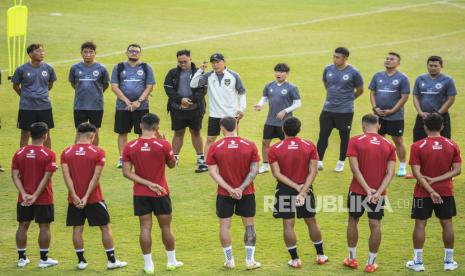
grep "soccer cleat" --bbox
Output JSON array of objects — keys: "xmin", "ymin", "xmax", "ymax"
[
  {"xmin": 246, "ymin": 260, "xmax": 261, "ymax": 270},
  {"xmin": 316, "ymin": 255, "xmax": 329, "ymax": 265},
  {"xmin": 77, "ymin": 261, "xmax": 88, "ymax": 270},
  {"xmin": 444, "ymin": 261, "xmax": 458, "ymax": 271},
  {"xmin": 196, "ymin": 158, "xmax": 204, "ymax": 165},
  {"xmin": 406, "ymin": 260, "xmax": 425, "ymax": 272},
  {"xmin": 288, "ymin": 258, "xmax": 302, "ymax": 268},
  {"xmin": 38, "ymin": 258, "xmax": 59, "ymax": 268},
  {"xmin": 405, "ymin": 174, "xmax": 415, "ymax": 179},
  {"xmin": 365, "ymin": 263, "xmax": 378, "ymax": 273},
  {"xmin": 195, "ymin": 164, "xmax": 208, "ymax": 173},
  {"xmin": 334, "ymin": 161, "xmax": 345, "ymax": 172},
  {"xmin": 0, "ymin": 165, "xmax": 5, "ymax": 172},
  {"xmin": 317, "ymin": 161, "xmax": 324, "ymax": 171},
  {"xmin": 166, "ymin": 261, "xmax": 184, "ymax": 271},
  {"xmin": 17, "ymin": 258, "xmax": 30, "ymax": 268},
  {"xmin": 117, "ymin": 157, "xmax": 123, "ymax": 168},
  {"xmin": 107, "ymin": 259, "xmax": 127, "ymax": 269},
  {"xmin": 343, "ymin": 258, "xmax": 358, "ymax": 269},
  {"xmin": 258, "ymin": 163, "xmax": 269, "ymax": 174},
  {"xmin": 143, "ymin": 266, "xmax": 155, "ymax": 274},
  {"xmin": 396, "ymin": 167, "xmax": 407, "ymax": 177},
  {"xmin": 224, "ymin": 259, "xmax": 235, "ymax": 269}
]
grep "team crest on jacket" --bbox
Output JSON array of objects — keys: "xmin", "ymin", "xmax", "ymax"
[
  {"xmin": 42, "ymin": 71, "xmax": 48, "ymax": 77},
  {"xmin": 93, "ymin": 70, "xmax": 100, "ymax": 77},
  {"xmin": 224, "ymin": 79, "xmax": 231, "ymax": 86},
  {"xmin": 281, "ymin": 89, "xmax": 288, "ymax": 95},
  {"xmin": 137, "ymin": 70, "xmax": 144, "ymax": 76}
]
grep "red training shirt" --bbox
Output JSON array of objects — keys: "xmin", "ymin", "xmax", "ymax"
[
  {"xmin": 61, "ymin": 144, "xmax": 105, "ymax": 204},
  {"xmin": 11, "ymin": 145, "xmax": 57, "ymax": 205},
  {"xmin": 346, "ymin": 133, "xmax": 396, "ymax": 195},
  {"xmin": 206, "ymin": 136, "xmax": 260, "ymax": 196}
]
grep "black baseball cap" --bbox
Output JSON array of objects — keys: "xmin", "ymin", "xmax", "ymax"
[{"xmin": 210, "ymin": 53, "xmax": 224, "ymax": 62}]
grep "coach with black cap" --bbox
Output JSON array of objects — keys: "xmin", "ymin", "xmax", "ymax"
[{"xmin": 190, "ymin": 52, "xmax": 247, "ymax": 163}]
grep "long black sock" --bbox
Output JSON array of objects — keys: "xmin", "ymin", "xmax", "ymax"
[
  {"xmin": 106, "ymin": 248, "xmax": 116, "ymax": 263},
  {"xmin": 18, "ymin": 248, "xmax": 26, "ymax": 260},
  {"xmin": 338, "ymin": 130, "xmax": 350, "ymax": 161},
  {"xmin": 314, "ymin": 241, "xmax": 324, "ymax": 255},
  {"xmin": 288, "ymin": 246, "xmax": 299, "ymax": 260},
  {"xmin": 39, "ymin": 249, "xmax": 48, "ymax": 261},
  {"xmin": 76, "ymin": 249, "xmax": 86, "ymax": 263}
]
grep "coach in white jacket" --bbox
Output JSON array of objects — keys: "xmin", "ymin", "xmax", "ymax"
[{"xmin": 190, "ymin": 53, "xmax": 246, "ymax": 162}]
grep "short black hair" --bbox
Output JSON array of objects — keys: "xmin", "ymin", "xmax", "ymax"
[
  {"xmin": 81, "ymin": 41, "xmax": 96, "ymax": 51},
  {"xmin": 141, "ymin": 113, "xmax": 160, "ymax": 130},
  {"xmin": 388, "ymin": 52, "xmax": 401, "ymax": 60},
  {"xmin": 77, "ymin": 122, "xmax": 97, "ymax": 134},
  {"xmin": 283, "ymin": 117, "xmax": 301, "ymax": 137},
  {"xmin": 220, "ymin": 116, "xmax": 237, "ymax": 132},
  {"xmin": 427, "ymin": 55, "xmax": 443, "ymax": 66},
  {"xmin": 274, "ymin": 63, "xmax": 290, "ymax": 73},
  {"xmin": 27, "ymin": 44, "xmax": 43, "ymax": 54},
  {"xmin": 335, "ymin": 47, "xmax": 350, "ymax": 57},
  {"xmin": 127, "ymin": 44, "xmax": 142, "ymax": 52},
  {"xmin": 30, "ymin": 122, "xmax": 48, "ymax": 140},
  {"xmin": 176, "ymin": 49, "xmax": 191, "ymax": 57},
  {"xmin": 362, "ymin": 113, "xmax": 379, "ymax": 125},
  {"xmin": 424, "ymin": 113, "xmax": 443, "ymax": 132}
]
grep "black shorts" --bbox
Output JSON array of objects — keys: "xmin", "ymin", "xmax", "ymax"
[
  {"xmin": 378, "ymin": 118, "xmax": 404, "ymax": 137},
  {"xmin": 411, "ymin": 196, "xmax": 456, "ymax": 220},
  {"xmin": 17, "ymin": 203, "xmax": 54, "ymax": 223},
  {"xmin": 17, "ymin": 109, "xmax": 54, "ymax": 130},
  {"xmin": 74, "ymin": 110, "xmax": 104, "ymax": 128},
  {"xmin": 114, "ymin": 109, "xmax": 149, "ymax": 134},
  {"xmin": 208, "ymin": 117, "xmax": 222, "ymax": 136},
  {"xmin": 319, "ymin": 111, "xmax": 354, "ymax": 132},
  {"xmin": 273, "ymin": 183, "xmax": 316, "ymax": 219},
  {"xmin": 216, "ymin": 194, "xmax": 256, "ymax": 218},
  {"xmin": 66, "ymin": 202, "xmax": 110, "ymax": 226},
  {"xmin": 170, "ymin": 108, "xmax": 203, "ymax": 131},
  {"xmin": 413, "ymin": 112, "xmax": 451, "ymax": 142},
  {"xmin": 133, "ymin": 196, "xmax": 172, "ymax": 216},
  {"xmin": 347, "ymin": 192, "xmax": 385, "ymax": 220},
  {"xmin": 263, "ymin": 124, "xmax": 284, "ymax": 140}
]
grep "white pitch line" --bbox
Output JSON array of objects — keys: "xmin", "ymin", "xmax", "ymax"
[
  {"xmin": 446, "ymin": 2, "xmax": 465, "ymax": 9},
  {"xmin": 5, "ymin": 0, "xmax": 444, "ymax": 71},
  {"xmin": 161, "ymin": 29, "xmax": 465, "ymax": 63},
  {"xmin": 96, "ymin": 29, "xmax": 465, "ymax": 67}
]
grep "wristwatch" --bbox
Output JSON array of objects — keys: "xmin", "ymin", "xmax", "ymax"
[{"xmin": 137, "ymin": 98, "xmax": 144, "ymax": 103}]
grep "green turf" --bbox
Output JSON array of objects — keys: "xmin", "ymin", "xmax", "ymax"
[{"xmin": 1, "ymin": 0, "xmax": 465, "ymax": 275}]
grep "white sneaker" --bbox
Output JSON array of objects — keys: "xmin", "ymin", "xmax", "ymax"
[
  {"xmin": 246, "ymin": 260, "xmax": 261, "ymax": 270},
  {"xmin": 166, "ymin": 260, "xmax": 183, "ymax": 271},
  {"xmin": 143, "ymin": 265, "xmax": 154, "ymax": 274},
  {"xmin": 317, "ymin": 161, "xmax": 324, "ymax": 171},
  {"xmin": 288, "ymin": 258, "xmax": 302, "ymax": 268},
  {"xmin": 107, "ymin": 259, "xmax": 127, "ymax": 269},
  {"xmin": 224, "ymin": 259, "xmax": 235, "ymax": 269},
  {"xmin": 444, "ymin": 261, "xmax": 458, "ymax": 271},
  {"xmin": 334, "ymin": 161, "xmax": 344, "ymax": 172},
  {"xmin": 406, "ymin": 260, "xmax": 425, "ymax": 272},
  {"xmin": 258, "ymin": 163, "xmax": 269, "ymax": 174},
  {"xmin": 38, "ymin": 258, "xmax": 59, "ymax": 268},
  {"xmin": 17, "ymin": 258, "xmax": 30, "ymax": 268},
  {"xmin": 77, "ymin": 261, "xmax": 88, "ymax": 270}
]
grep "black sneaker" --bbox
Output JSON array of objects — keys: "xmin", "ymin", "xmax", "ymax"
[{"xmin": 195, "ymin": 164, "xmax": 208, "ymax": 173}]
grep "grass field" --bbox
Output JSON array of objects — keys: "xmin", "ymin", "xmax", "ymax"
[{"xmin": 1, "ymin": 0, "xmax": 465, "ymax": 275}]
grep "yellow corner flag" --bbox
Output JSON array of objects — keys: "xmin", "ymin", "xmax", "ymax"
[{"xmin": 7, "ymin": 0, "xmax": 28, "ymax": 79}]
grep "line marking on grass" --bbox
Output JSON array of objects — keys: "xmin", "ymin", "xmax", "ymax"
[
  {"xmin": 99, "ymin": 29, "xmax": 465, "ymax": 66},
  {"xmin": 446, "ymin": 1, "xmax": 465, "ymax": 9},
  {"xmin": 0, "ymin": 0, "xmax": 445, "ymax": 72}
]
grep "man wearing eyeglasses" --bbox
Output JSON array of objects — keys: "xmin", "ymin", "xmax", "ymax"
[
  {"xmin": 111, "ymin": 44, "xmax": 156, "ymax": 168},
  {"xmin": 164, "ymin": 50, "xmax": 208, "ymax": 173}
]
